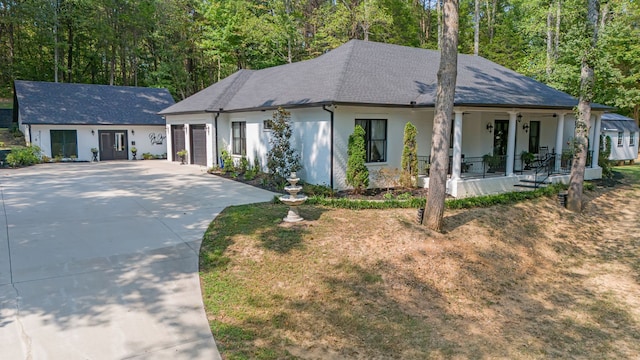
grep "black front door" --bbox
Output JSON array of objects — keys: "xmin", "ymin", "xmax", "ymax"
[
  {"xmin": 493, "ymin": 120, "xmax": 509, "ymax": 156},
  {"xmin": 99, "ymin": 130, "xmax": 128, "ymax": 160}
]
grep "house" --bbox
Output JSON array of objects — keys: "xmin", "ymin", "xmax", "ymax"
[
  {"xmin": 14, "ymin": 80, "xmax": 174, "ymax": 161},
  {"xmin": 600, "ymin": 113, "xmax": 639, "ymax": 163},
  {"xmin": 159, "ymin": 40, "xmax": 610, "ymax": 198}
]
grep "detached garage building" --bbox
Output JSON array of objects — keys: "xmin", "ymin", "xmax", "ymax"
[
  {"xmin": 601, "ymin": 113, "xmax": 639, "ymax": 162},
  {"xmin": 14, "ymin": 80, "xmax": 174, "ymax": 161}
]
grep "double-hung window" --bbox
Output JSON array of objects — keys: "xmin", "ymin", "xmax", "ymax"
[
  {"xmin": 618, "ymin": 132, "xmax": 624, "ymax": 147},
  {"xmin": 355, "ymin": 119, "xmax": 387, "ymax": 163},
  {"xmin": 232, "ymin": 122, "xmax": 246, "ymax": 155},
  {"xmin": 630, "ymin": 132, "xmax": 635, "ymax": 147}
]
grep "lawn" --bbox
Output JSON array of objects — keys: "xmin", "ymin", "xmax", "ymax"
[{"xmin": 200, "ymin": 166, "xmax": 640, "ymax": 359}]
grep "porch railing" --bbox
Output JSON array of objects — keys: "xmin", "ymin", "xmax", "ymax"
[
  {"xmin": 557, "ymin": 149, "xmax": 594, "ymax": 174},
  {"xmin": 417, "ymin": 154, "xmax": 508, "ymax": 179}
]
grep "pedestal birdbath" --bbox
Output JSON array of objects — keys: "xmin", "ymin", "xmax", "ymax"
[{"xmin": 279, "ymin": 172, "xmax": 308, "ymax": 222}]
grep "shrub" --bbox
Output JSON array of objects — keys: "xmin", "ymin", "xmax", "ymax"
[
  {"xmin": 400, "ymin": 122, "xmax": 418, "ymax": 188},
  {"xmin": 346, "ymin": 125, "xmax": 369, "ymax": 193},
  {"xmin": 266, "ymin": 107, "xmax": 301, "ymax": 182},
  {"xmin": 599, "ymin": 135, "xmax": 613, "ymax": 179},
  {"xmin": 239, "ymin": 155, "xmax": 249, "ymax": 174},
  {"xmin": 5, "ymin": 146, "xmax": 41, "ymax": 167},
  {"xmin": 142, "ymin": 152, "xmax": 154, "ymax": 160},
  {"xmin": 220, "ymin": 150, "xmax": 234, "ymax": 173}
]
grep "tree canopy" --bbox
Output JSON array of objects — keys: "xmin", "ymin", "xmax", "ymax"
[{"xmin": 1, "ymin": 0, "xmax": 639, "ymax": 121}]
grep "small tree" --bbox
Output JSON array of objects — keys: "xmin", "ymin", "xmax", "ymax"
[
  {"xmin": 346, "ymin": 125, "xmax": 369, "ymax": 193},
  {"xmin": 400, "ymin": 122, "xmax": 418, "ymax": 188},
  {"xmin": 599, "ymin": 134, "xmax": 613, "ymax": 179},
  {"xmin": 266, "ymin": 107, "xmax": 301, "ymax": 182}
]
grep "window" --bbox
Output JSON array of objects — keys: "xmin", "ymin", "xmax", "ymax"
[
  {"xmin": 355, "ymin": 119, "xmax": 387, "ymax": 162},
  {"xmin": 528, "ymin": 121, "xmax": 540, "ymax": 154},
  {"xmin": 115, "ymin": 132, "xmax": 125, "ymax": 151},
  {"xmin": 630, "ymin": 132, "xmax": 635, "ymax": 147},
  {"xmin": 232, "ymin": 122, "xmax": 246, "ymax": 155},
  {"xmin": 618, "ymin": 132, "xmax": 624, "ymax": 147},
  {"xmin": 50, "ymin": 130, "xmax": 78, "ymax": 158},
  {"xmin": 449, "ymin": 122, "xmax": 454, "ymax": 148}
]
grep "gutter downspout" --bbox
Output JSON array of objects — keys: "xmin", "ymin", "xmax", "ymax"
[
  {"xmin": 214, "ymin": 111, "xmax": 221, "ymax": 166},
  {"xmin": 322, "ymin": 105, "xmax": 334, "ymax": 190}
]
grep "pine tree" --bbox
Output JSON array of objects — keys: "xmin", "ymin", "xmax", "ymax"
[
  {"xmin": 346, "ymin": 125, "xmax": 369, "ymax": 193},
  {"xmin": 266, "ymin": 107, "xmax": 301, "ymax": 182}
]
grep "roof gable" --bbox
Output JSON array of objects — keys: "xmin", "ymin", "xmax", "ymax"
[
  {"xmin": 15, "ymin": 81, "xmax": 175, "ymax": 125},
  {"xmin": 161, "ymin": 40, "xmax": 610, "ymax": 115}
]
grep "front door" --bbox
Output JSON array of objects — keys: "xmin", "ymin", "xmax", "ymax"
[
  {"xmin": 99, "ymin": 130, "xmax": 128, "ymax": 160},
  {"xmin": 493, "ymin": 120, "xmax": 509, "ymax": 156}
]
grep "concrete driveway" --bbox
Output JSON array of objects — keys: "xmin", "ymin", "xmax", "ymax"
[{"xmin": 0, "ymin": 161, "xmax": 275, "ymax": 359}]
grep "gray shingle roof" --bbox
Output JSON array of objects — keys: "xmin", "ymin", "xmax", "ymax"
[
  {"xmin": 601, "ymin": 113, "xmax": 640, "ymax": 133},
  {"xmin": 15, "ymin": 80, "xmax": 175, "ymax": 125},
  {"xmin": 160, "ymin": 40, "xmax": 611, "ymax": 115}
]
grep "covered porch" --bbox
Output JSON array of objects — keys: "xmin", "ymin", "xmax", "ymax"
[{"xmin": 416, "ymin": 108, "xmax": 603, "ymax": 198}]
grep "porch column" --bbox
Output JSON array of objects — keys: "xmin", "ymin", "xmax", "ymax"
[
  {"xmin": 451, "ymin": 111, "xmax": 463, "ymax": 180},
  {"xmin": 591, "ymin": 114, "xmax": 602, "ymax": 168},
  {"xmin": 506, "ymin": 111, "xmax": 517, "ymax": 176},
  {"xmin": 555, "ymin": 112, "xmax": 566, "ymax": 171},
  {"xmin": 165, "ymin": 124, "xmax": 172, "ymax": 163}
]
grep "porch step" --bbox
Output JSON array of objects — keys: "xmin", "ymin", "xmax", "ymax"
[
  {"xmin": 514, "ymin": 184, "xmax": 542, "ymax": 189},
  {"xmin": 518, "ymin": 179, "xmax": 551, "ymax": 185},
  {"xmin": 514, "ymin": 179, "xmax": 550, "ymax": 189}
]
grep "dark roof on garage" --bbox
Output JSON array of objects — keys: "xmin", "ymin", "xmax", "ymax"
[
  {"xmin": 601, "ymin": 113, "xmax": 640, "ymax": 133},
  {"xmin": 14, "ymin": 80, "xmax": 174, "ymax": 125},
  {"xmin": 160, "ymin": 40, "xmax": 610, "ymax": 115}
]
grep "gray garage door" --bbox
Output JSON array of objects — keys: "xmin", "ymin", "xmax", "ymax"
[
  {"xmin": 171, "ymin": 125, "xmax": 185, "ymax": 162},
  {"xmin": 190, "ymin": 125, "xmax": 207, "ymax": 166}
]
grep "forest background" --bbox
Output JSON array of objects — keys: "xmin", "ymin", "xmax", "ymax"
[{"xmin": 0, "ymin": 0, "xmax": 638, "ymax": 122}]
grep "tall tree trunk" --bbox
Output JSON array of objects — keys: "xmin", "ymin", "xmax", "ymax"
[
  {"xmin": 66, "ymin": 24, "xmax": 73, "ymax": 83},
  {"xmin": 567, "ymin": 0, "xmax": 599, "ymax": 212},
  {"xmin": 546, "ymin": 2, "xmax": 553, "ymax": 78},
  {"xmin": 54, "ymin": 0, "xmax": 59, "ymax": 82},
  {"xmin": 473, "ymin": 0, "xmax": 479, "ymax": 56},
  {"xmin": 555, "ymin": 0, "xmax": 561, "ymax": 58},
  {"xmin": 423, "ymin": 0, "xmax": 458, "ymax": 231}
]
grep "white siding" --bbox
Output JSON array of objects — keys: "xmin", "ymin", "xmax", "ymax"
[
  {"xmin": 29, "ymin": 124, "xmax": 166, "ymax": 161},
  {"xmin": 605, "ymin": 130, "xmax": 638, "ymax": 161}
]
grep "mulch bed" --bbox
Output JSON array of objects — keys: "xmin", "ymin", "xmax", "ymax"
[{"xmin": 208, "ymin": 169, "xmax": 428, "ymax": 200}]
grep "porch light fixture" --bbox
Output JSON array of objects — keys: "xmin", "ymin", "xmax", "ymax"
[
  {"xmin": 91, "ymin": 130, "xmax": 95, "ymax": 135},
  {"xmin": 517, "ymin": 114, "xmax": 523, "ymax": 122},
  {"xmin": 523, "ymin": 123, "xmax": 530, "ymax": 133},
  {"xmin": 131, "ymin": 129, "xmax": 135, "ymax": 135},
  {"xmin": 486, "ymin": 123, "xmax": 493, "ymax": 133}
]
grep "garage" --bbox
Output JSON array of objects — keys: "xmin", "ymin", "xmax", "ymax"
[{"xmin": 190, "ymin": 125, "xmax": 207, "ymax": 166}]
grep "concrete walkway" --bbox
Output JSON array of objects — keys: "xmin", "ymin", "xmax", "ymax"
[{"xmin": 0, "ymin": 161, "xmax": 275, "ymax": 359}]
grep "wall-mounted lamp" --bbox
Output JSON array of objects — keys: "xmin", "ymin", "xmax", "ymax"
[
  {"xmin": 517, "ymin": 114, "xmax": 523, "ymax": 123},
  {"xmin": 523, "ymin": 123, "xmax": 530, "ymax": 133},
  {"xmin": 91, "ymin": 130, "xmax": 95, "ymax": 135},
  {"xmin": 131, "ymin": 129, "xmax": 135, "ymax": 135},
  {"xmin": 486, "ymin": 123, "xmax": 494, "ymax": 133}
]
